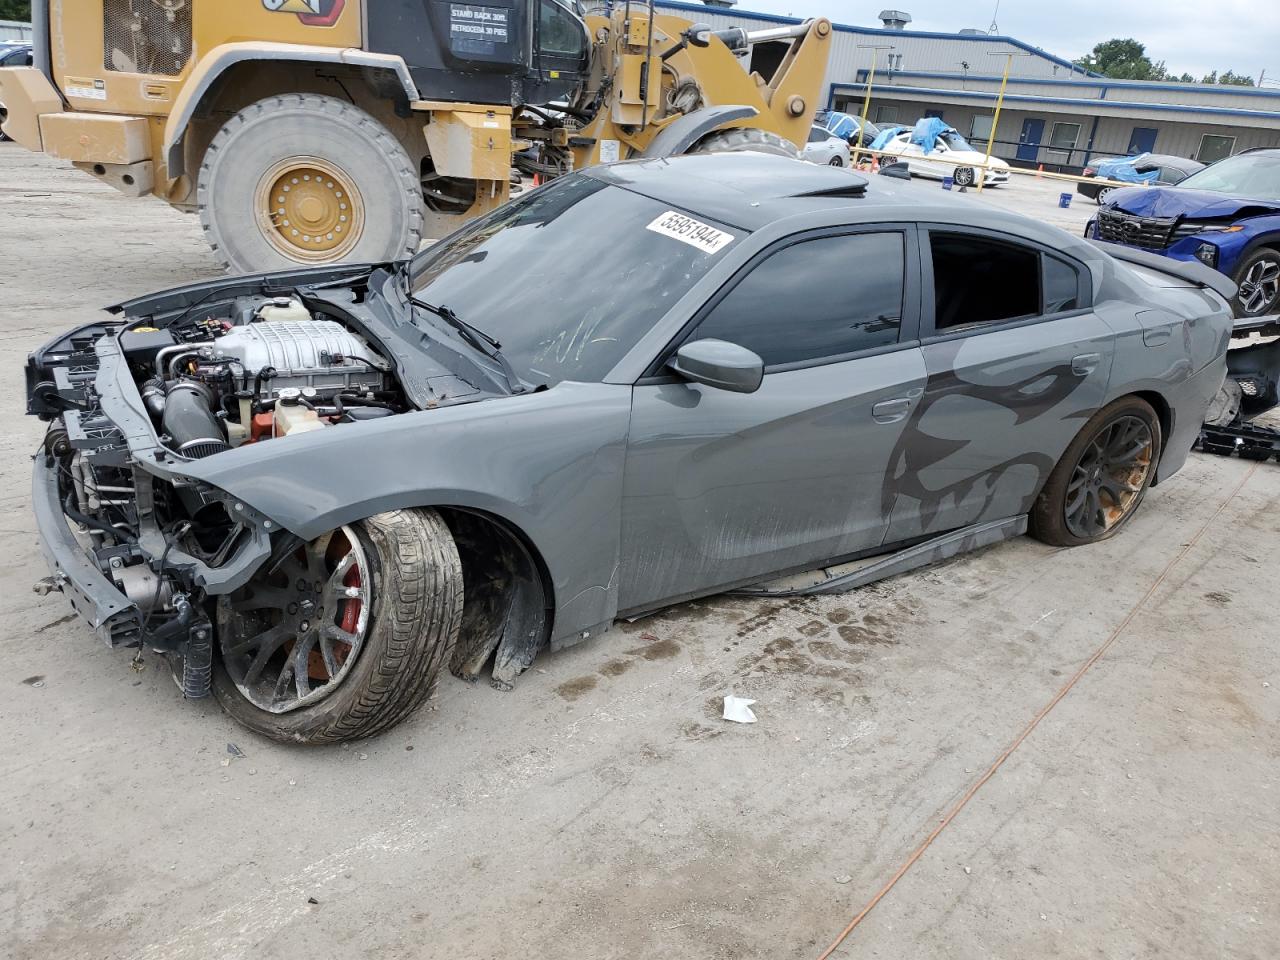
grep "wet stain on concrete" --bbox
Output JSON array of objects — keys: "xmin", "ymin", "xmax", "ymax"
[
  {"xmin": 556, "ymin": 675, "xmax": 599, "ymax": 701},
  {"xmin": 598, "ymin": 658, "xmax": 633, "ymax": 678},
  {"xmin": 807, "ymin": 639, "xmax": 868, "ymax": 665},
  {"xmin": 1204, "ymin": 591, "xmax": 1233, "ymax": 605},
  {"xmin": 826, "ymin": 608, "xmax": 852, "ymax": 624},
  {"xmin": 837, "ymin": 624, "xmax": 896, "ymax": 647},
  {"xmin": 680, "ymin": 720, "xmax": 725, "ymax": 742},
  {"xmin": 798, "ymin": 619, "xmax": 827, "ymax": 637},
  {"xmin": 626, "ymin": 637, "xmax": 682, "ymax": 661}
]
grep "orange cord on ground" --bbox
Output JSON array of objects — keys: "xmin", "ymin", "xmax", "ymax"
[{"xmin": 816, "ymin": 462, "xmax": 1259, "ymax": 960}]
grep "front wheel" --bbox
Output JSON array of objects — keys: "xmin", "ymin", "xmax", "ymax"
[
  {"xmin": 1231, "ymin": 248, "xmax": 1280, "ymax": 318},
  {"xmin": 953, "ymin": 166, "xmax": 976, "ymax": 187},
  {"xmin": 197, "ymin": 94, "xmax": 425, "ymax": 274},
  {"xmin": 1029, "ymin": 397, "xmax": 1162, "ymax": 547},
  {"xmin": 212, "ymin": 509, "xmax": 463, "ymax": 744}
]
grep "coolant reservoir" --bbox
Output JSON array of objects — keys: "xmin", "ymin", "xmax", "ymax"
[
  {"xmin": 274, "ymin": 388, "xmax": 325, "ymax": 437},
  {"xmin": 257, "ymin": 297, "xmax": 311, "ymax": 324}
]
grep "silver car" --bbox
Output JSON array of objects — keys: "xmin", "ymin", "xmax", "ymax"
[
  {"xmin": 27, "ymin": 154, "xmax": 1235, "ymax": 743},
  {"xmin": 802, "ymin": 124, "xmax": 851, "ymax": 167}
]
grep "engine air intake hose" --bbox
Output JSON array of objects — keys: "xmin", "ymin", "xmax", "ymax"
[{"xmin": 162, "ymin": 382, "xmax": 229, "ymax": 459}]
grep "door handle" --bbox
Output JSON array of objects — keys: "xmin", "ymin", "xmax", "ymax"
[
  {"xmin": 872, "ymin": 398, "xmax": 912, "ymax": 423},
  {"xmin": 1071, "ymin": 352, "xmax": 1101, "ymax": 376}
]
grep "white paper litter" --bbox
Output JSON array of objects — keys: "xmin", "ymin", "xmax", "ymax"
[{"xmin": 722, "ymin": 696, "xmax": 758, "ymax": 724}]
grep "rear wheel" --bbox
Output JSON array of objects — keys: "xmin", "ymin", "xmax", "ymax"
[
  {"xmin": 212, "ymin": 509, "xmax": 463, "ymax": 743},
  {"xmin": 1096, "ymin": 185, "xmax": 1116, "ymax": 205},
  {"xmin": 1231, "ymin": 248, "xmax": 1280, "ymax": 318},
  {"xmin": 689, "ymin": 127, "xmax": 799, "ymax": 159},
  {"xmin": 828, "ymin": 155, "xmax": 844, "ymax": 167},
  {"xmin": 197, "ymin": 93, "xmax": 424, "ymax": 274},
  {"xmin": 1029, "ymin": 397, "xmax": 1161, "ymax": 547}
]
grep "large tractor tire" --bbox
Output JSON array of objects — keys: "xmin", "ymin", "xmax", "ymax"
[
  {"xmin": 212, "ymin": 509, "xmax": 463, "ymax": 744},
  {"xmin": 689, "ymin": 127, "xmax": 799, "ymax": 159},
  {"xmin": 197, "ymin": 93, "xmax": 425, "ymax": 274}
]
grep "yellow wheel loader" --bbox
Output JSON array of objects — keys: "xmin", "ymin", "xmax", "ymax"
[{"xmin": 0, "ymin": 1, "xmax": 831, "ymax": 273}]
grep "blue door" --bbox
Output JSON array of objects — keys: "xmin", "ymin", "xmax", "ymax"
[
  {"xmin": 1016, "ymin": 118, "xmax": 1044, "ymax": 163},
  {"xmin": 1127, "ymin": 126, "xmax": 1158, "ymax": 155}
]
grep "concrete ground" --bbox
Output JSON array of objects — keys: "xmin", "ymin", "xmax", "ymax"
[{"xmin": 1, "ymin": 146, "xmax": 1277, "ymax": 960}]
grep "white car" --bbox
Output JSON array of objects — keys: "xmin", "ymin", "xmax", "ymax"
[
  {"xmin": 878, "ymin": 130, "xmax": 1010, "ymax": 187},
  {"xmin": 801, "ymin": 125, "xmax": 851, "ymax": 167}
]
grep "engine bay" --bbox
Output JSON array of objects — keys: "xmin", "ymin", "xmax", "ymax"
[{"xmin": 124, "ymin": 295, "xmax": 405, "ymax": 460}]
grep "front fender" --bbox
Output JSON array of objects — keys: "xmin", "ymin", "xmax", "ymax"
[
  {"xmin": 179, "ymin": 382, "xmax": 633, "ymax": 640},
  {"xmin": 163, "ymin": 42, "xmax": 420, "ymax": 175}
]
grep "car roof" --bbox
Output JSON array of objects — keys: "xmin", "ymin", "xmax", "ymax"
[
  {"xmin": 585, "ymin": 153, "xmax": 874, "ymax": 229},
  {"xmin": 581, "ymin": 153, "xmax": 1092, "ymax": 256},
  {"xmin": 1142, "ymin": 154, "xmax": 1203, "ymax": 170}
]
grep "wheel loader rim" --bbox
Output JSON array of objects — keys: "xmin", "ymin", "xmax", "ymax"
[
  {"xmin": 254, "ymin": 157, "xmax": 366, "ymax": 264},
  {"xmin": 217, "ymin": 525, "xmax": 372, "ymax": 714}
]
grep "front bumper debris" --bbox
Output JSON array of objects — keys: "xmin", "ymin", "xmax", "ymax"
[{"xmin": 31, "ymin": 454, "xmax": 142, "ymax": 647}]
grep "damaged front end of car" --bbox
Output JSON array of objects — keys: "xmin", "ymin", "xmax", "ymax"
[{"xmin": 26, "ymin": 264, "xmax": 424, "ymax": 698}]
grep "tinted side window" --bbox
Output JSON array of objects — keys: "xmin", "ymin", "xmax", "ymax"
[
  {"xmin": 808, "ymin": 126, "xmax": 829, "ymax": 143},
  {"xmin": 1043, "ymin": 255, "xmax": 1081, "ymax": 313},
  {"xmin": 929, "ymin": 233, "xmax": 1039, "ymax": 330},
  {"xmin": 691, "ymin": 233, "xmax": 905, "ymax": 367}
]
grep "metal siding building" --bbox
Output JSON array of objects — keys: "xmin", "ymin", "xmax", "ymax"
[
  {"xmin": 655, "ymin": 1, "xmax": 1280, "ymax": 169},
  {"xmin": 0, "ymin": 19, "xmax": 32, "ymax": 42}
]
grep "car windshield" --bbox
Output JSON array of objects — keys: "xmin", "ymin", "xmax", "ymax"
[
  {"xmin": 406, "ymin": 176, "xmax": 741, "ymax": 385},
  {"xmin": 1177, "ymin": 152, "xmax": 1280, "ymax": 201}
]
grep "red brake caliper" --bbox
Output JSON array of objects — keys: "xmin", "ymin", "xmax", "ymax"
[
  {"xmin": 336, "ymin": 564, "xmax": 362, "ymax": 658},
  {"xmin": 309, "ymin": 557, "xmax": 361, "ymax": 681}
]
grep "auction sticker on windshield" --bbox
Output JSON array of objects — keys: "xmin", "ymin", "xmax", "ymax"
[{"xmin": 646, "ymin": 211, "xmax": 735, "ymax": 254}]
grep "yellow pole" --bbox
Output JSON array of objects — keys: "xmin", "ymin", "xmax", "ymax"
[
  {"xmin": 978, "ymin": 53, "xmax": 1012, "ymax": 193},
  {"xmin": 858, "ymin": 58, "xmax": 877, "ymax": 166}
]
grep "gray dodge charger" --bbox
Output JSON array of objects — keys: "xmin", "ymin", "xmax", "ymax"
[{"xmin": 26, "ymin": 154, "xmax": 1235, "ymax": 743}]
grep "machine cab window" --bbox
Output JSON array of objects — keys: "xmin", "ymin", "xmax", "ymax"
[{"xmin": 536, "ymin": 0, "xmax": 589, "ymax": 68}]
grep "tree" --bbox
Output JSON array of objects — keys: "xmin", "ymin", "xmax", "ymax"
[
  {"xmin": 0, "ymin": 1, "xmax": 31, "ymax": 21},
  {"xmin": 1077, "ymin": 38, "xmax": 1258, "ymax": 86},
  {"xmin": 1074, "ymin": 38, "xmax": 1164, "ymax": 81},
  {"xmin": 1208, "ymin": 69, "xmax": 1256, "ymax": 87}
]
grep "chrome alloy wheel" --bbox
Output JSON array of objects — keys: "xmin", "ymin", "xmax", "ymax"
[
  {"xmin": 218, "ymin": 526, "xmax": 371, "ymax": 714},
  {"xmin": 1238, "ymin": 256, "xmax": 1280, "ymax": 315}
]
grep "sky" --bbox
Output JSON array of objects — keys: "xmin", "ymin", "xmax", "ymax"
[{"xmin": 728, "ymin": 0, "xmax": 1280, "ymax": 81}]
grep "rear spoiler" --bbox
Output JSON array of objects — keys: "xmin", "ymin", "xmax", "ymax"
[{"xmin": 1089, "ymin": 239, "xmax": 1238, "ymax": 304}]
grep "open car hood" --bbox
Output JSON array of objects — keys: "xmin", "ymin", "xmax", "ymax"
[{"xmin": 1109, "ymin": 186, "xmax": 1280, "ymax": 221}]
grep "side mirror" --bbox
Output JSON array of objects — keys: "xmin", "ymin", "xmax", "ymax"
[
  {"xmin": 684, "ymin": 23, "xmax": 712, "ymax": 48},
  {"xmin": 878, "ymin": 161, "xmax": 911, "ymax": 181},
  {"xmin": 667, "ymin": 339, "xmax": 764, "ymax": 394}
]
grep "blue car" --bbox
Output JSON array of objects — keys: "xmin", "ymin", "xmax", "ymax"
[{"xmin": 1091, "ymin": 148, "xmax": 1280, "ymax": 320}]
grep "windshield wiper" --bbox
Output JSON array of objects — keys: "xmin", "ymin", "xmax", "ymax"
[{"xmin": 399, "ymin": 273, "xmax": 526, "ymax": 394}]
